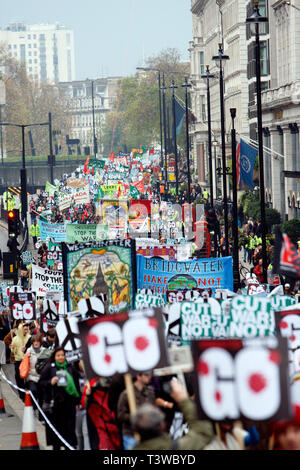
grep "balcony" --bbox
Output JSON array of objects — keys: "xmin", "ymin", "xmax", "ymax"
[{"xmin": 261, "ymin": 81, "xmax": 300, "ymax": 111}]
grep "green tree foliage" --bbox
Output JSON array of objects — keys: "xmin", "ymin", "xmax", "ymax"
[
  {"xmin": 282, "ymin": 219, "xmax": 300, "ymax": 244},
  {"xmin": 102, "ymin": 48, "xmax": 189, "ymax": 155}
]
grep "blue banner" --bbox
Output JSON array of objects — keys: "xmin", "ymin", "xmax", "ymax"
[
  {"xmin": 136, "ymin": 255, "xmax": 233, "ymax": 297},
  {"xmin": 38, "ymin": 220, "xmax": 67, "ymax": 243},
  {"xmin": 237, "ymin": 139, "xmax": 257, "ymax": 189}
]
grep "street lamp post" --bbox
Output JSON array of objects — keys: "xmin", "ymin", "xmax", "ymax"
[
  {"xmin": 91, "ymin": 80, "xmax": 98, "ymax": 157},
  {"xmin": 230, "ymin": 108, "xmax": 240, "ymax": 290},
  {"xmin": 246, "ymin": 1, "xmax": 269, "ymax": 283},
  {"xmin": 182, "ymin": 77, "xmax": 192, "ymax": 204},
  {"xmin": 213, "ymin": 43, "xmax": 230, "ymax": 256},
  {"xmin": 170, "ymin": 80, "xmax": 179, "ymax": 197},
  {"xmin": 212, "ymin": 138, "xmax": 218, "ymax": 199},
  {"xmin": 201, "ymin": 65, "xmax": 215, "ymax": 209}
]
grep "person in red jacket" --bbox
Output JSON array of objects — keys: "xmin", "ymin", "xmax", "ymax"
[{"xmin": 253, "ymin": 258, "xmax": 264, "ymax": 283}]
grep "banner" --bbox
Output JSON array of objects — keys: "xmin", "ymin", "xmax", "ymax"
[
  {"xmin": 273, "ymin": 229, "xmax": 300, "ymax": 279},
  {"xmin": 66, "ymin": 224, "xmax": 110, "ymax": 243},
  {"xmin": 179, "ymin": 295, "xmax": 295, "ymax": 344},
  {"xmin": 237, "ymin": 139, "xmax": 257, "ymax": 189},
  {"xmin": 58, "ymin": 192, "xmax": 73, "ymax": 211},
  {"xmin": 9, "ymin": 292, "xmax": 36, "ymax": 321},
  {"xmin": 31, "ymin": 265, "xmax": 64, "ymax": 297},
  {"xmin": 38, "ymin": 220, "xmax": 67, "ymax": 243},
  {"xmin": 45, "ymin": 181, "xmax": 59, "ymax": 197},
  {"xmin": 275, "ymin": 306, "xmax": 300, "ymax": 376},
  {"xmin": 128, "ymin": 200, "xmax": 151, "ymax": 233},
  {"xmin": 134, "ymin": 292, "xmax": 165, "ymax": 309},
  {"xmin": 66, "ymin": 177, "xmax": 86, "ymax": 188},
  {"xmin": 73, "ymin": 185, "xmax": 90, "ymax": 205},
  {"xmin": 101, "ymin": 200, "xmax": 128, "ymax": 234},
  {"xmin": 78, "ymin": 308, "xmax": 169, "ymax": 380},
  {"xmin": 191, "ymin": 337, "xmax": 291, "ymax": 422},
  {"xmin": 62, "ymin": 239, "xmax": 136, "ymax": 314},
  {"xmin": 136, "ymin": 255, "xmax": 233, "ymax": 297}
]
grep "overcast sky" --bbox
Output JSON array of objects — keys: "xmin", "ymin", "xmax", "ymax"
[{"xmin": 1, "ymin": 0, "xmax": 192, "ymax": 80}]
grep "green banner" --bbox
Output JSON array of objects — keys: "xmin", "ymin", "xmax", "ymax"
[
  {"xmin": 45, "ymin": 181, "xmax": 59, "ymax": 196},
  {"xmin": 66, "ymin": 224, "xmax": 110, "ymax": 243}
]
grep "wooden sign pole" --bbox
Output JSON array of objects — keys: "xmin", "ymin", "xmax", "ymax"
[{"xmin": 124, "ymin": 373, "xmax": 140, "ymax": 443}]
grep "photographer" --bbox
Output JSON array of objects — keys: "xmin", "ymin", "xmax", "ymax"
[{"xmin": 38, "ymin": 346, "xmax": 81, "ymax": 450}]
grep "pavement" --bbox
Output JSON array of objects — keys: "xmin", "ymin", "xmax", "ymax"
[{"xmin": 0, "ymin": 364, "xmax": 52, "ymax": 450}]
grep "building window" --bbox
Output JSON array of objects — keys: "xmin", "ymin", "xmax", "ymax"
[
  {"xmin": 260, "ymin": 41, "xmax": 269, "ymax": 76},
  {"xmin": 199, "ymin": 51, "xmax": 205, "ymax": 75}
]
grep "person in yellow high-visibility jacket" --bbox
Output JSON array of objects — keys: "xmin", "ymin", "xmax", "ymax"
[{"xmin": 30, "ymin": 219, "xmax": 40, "ymax": 247}]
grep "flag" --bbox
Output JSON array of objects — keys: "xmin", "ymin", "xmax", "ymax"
[
  {"xmin": 83, "ymin": 155, "xmax": 90, "ymax": 174},
  {"xmin": 273, "ymin": 228, "xmax": 300, "ymax": 279},
  {"xmin": 172, "ymin": 99, "xmax": 185, "ymax": 140},
  {"xmin": 237, "ymin": 139, "xmax": 257, "ymax": 189}
]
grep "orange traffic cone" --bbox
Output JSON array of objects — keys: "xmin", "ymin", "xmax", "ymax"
[
  {"xmin": 20, "ymin": 391, "xmax": 39, "ymax": 450},
  {"xmin": 0, "ymin": 382, "xmax": 7, "ymax": 415}
]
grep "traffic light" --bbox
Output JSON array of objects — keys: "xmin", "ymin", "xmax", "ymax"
[{"xmin": 7, "ymin": 209, "xmax": 20, "ymax": 238}]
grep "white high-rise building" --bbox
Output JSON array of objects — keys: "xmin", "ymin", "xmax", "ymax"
[{"xmin": 0, "ymin": 22, "xmax": 75, "ymax": 84}]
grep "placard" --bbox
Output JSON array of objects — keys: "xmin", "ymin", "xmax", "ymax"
[
  {"xmin": 9, "ymin": 292, "xmax": 36, "ymax": 321},
  {"xmin": 275, "ymin": 306, "xmax": 300, "ymax": 376},
  {"xmin": 56, "ymin": 316, "xmax": 82, "ymax": 363},
  {"xmin": 78, "ymin": 307, "xmax": 169, "ymax": 380},
  {"xmin": 31, "ymin": 265, "xmax": 64, "ymax": 297},
  {"xmin": 191, "ymin": 337, "xmax": 291, "ymax": 422}
]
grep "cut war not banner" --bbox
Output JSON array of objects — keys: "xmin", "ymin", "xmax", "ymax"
[
  {"xmin": 136, "ymin": 255, "xmax": 233, "ymax": 297},
  {"xmin": 180, "ymin": 295, "xmax": 296, "ymax": 344},
  {"xmin": 78, "ymin": 308, "xmax": 169, "ymax": 380},
  {"xmin": 31, "ymin": 265, "xmax": 64, "ymax": 297}
]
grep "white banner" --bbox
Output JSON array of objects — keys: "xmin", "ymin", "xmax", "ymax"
[
  {"xmin": 73, "ymin": 185, "xmax": 90, "ymax": 205},
  {"xmin": 31, "ymin": 265, "xmax": 64, "ymax": 297}
]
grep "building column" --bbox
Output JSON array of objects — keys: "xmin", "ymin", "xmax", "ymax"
[
  {"xmin": 270, "ymin": 126, "xmax": 285, "ymax": 221},
  {"xmin": 283, "ymin": 124, "xmax": 296, "ymax": 220}
]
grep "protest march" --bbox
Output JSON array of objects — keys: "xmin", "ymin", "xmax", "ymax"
[{"xmin": 2, "ymin": 146, "xmax": 300, "ymax": 454}]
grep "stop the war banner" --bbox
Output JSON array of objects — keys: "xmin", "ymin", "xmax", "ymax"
[
  {"xmin": 191, "ymin": 337, "xmax": 291, "ymax": 422},
  {"xmin": 62, "ymin": 239, "xmax": 136, "ymax": 314},
  {"xmin": 66, "ymin": 223, "xmax": 110, "ymax": 243},
  {"xmin": 31, "ymin": 265, "xmax": 64, "ymax": 297},
  {"xmin": 78, "ymin": 308, "xmax": 169, "ymax": 380},
  {"xmin": 136, "ymin": 255, "xmax": 233, "ymax": 297},
  {"xmin": 39, "ymin": 220, "xmax": 67, "ymax": 243}
]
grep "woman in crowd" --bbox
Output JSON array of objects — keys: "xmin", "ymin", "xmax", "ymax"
[{"xmin": 38, "ymin": 346, "xmax": 81, "ymax": 450}]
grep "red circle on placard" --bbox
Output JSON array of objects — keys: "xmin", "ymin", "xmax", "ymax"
[
  {"xmin": 248, "ymin": 373, "xmax": 267, "ymax": 393},
  {"xmin": 104, "ymin": 354, "xmax": 111, "ymax": 364},
  {"xmin": 135, "ymin": 336, "xmax": 149, "ymax": 351},
  {"xmin": 86, "ymin": 334, "xmax": 99, "ymax": 346},
  {"xmin": 198, "ymin": 360, "xmax": 209, "ymax": 376},
  {"xmin": 280, "ymin": 321, "xmax": 288, "ymax": 330}
]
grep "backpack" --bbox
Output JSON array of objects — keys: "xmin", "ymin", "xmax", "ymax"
[{"xmin": 35, "ymin": 348, "xmax": 52, "ymax": 375}]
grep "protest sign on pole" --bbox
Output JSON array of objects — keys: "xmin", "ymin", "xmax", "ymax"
[
  {"xmin": 31, "ymin": 265, "xmax": 64, "ymax": 297},
  {"xmin": 275, "ymin": 306, "xmax": 300, "ymax": 377},
  {"xmin": 9, "ymin": 292, "xmax": 36, "ymax": 321},
  {"xmin": 78, "ymin": 307, "xmax": 169, "ymax": 380},
  {"xmin": 191, "ymin": 337, "xmax": 291, "ymax": 422}
]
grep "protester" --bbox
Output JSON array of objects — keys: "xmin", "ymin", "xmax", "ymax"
[
  {"xmin": 117, "ymin": 371, "xmax": 156, "ymax": 450},
  {"xmin": 132, "ymin": 379, "xmax": 214, "ymax": 450},
  {"xmin": 10, "ymin": 322, "xmax": 31, "ymax": 401},
  {"xmin": 38, "ymin": 346, "xmax": 81, "ymax": 450},
  {"xmin": 25, "ymin": 333, "xmax": 46, "ymax": 419}
]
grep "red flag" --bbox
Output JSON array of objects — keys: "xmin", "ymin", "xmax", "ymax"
[
  {"xmin": 109, "ymin": 152, "xmax": 115, "ymax": 161},
  {"xmin": 84, "ymin": 155, "xmax": 90, "ymax": 174},
  {"xmin": 273, "ymin": 229, "xmax": 300, "ymax": 279}
]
